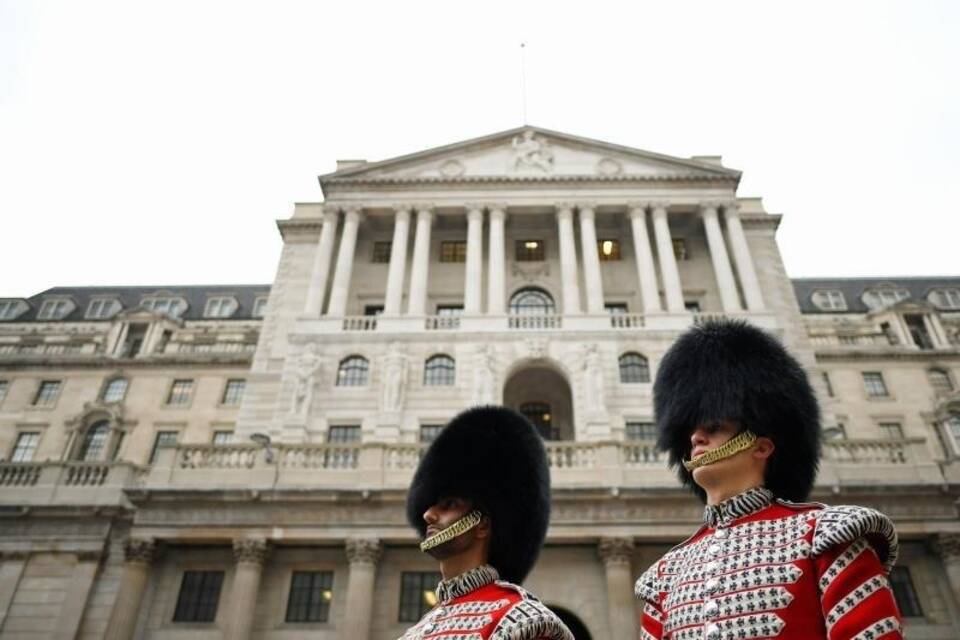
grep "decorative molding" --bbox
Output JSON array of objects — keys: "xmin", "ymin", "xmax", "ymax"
[
  {"xmin": 933, "ymin": 533, "xmax": 960, "ymax": 561},
  {"xmin": 233, "ymin": 538, "xmax": 270, "ymax": 565},
  {"xmin": 596, "ymin": 157, "xmax": 623, "ymax": 176},
  {"xmin": 123, "ymin": 538, "xmax": 158, "ymax": 565},
  {"xmin": 511, "ymin": 261, "xmax": 550, "ymax": 282},
  {"xmin": 345, "ymin": 538, "xmax": 382, "ymax": 565},
  {"xmin": 598, "ymin": 537, "xmax": 635, "ymax": 566},
  {"xmin": 439, "ymin": 159, "xmax": 465, "ymax": 177}
]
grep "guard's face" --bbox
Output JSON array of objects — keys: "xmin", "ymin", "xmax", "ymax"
[
  {"xmin": 422, "ymin": 496, "xmax": 473, "ymax": 539},
  {"xmin": 688, "ymin": 420, "xmax": 740, "ymax": 460}
]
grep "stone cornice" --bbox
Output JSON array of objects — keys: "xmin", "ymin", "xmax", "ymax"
[
  {"xmin": 814, "ymin": 348, "xmax": 960, "ymax": 362},
  {"xmin": 0, "ymin": 353, "xmax": 254, "ymax": 369},
  {"xmin": 277, "ymin": 218, "xmax": 324, "ymax": 242},
  {"xmin": 324, "ymin": 173, "xmax": 738, "ymax": 188},
  {"xmin": 739, "ymin": 213, "xmax": 781, "ymax": 231}
]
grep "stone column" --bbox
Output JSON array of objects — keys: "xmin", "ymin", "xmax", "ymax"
[
  {"xmin": 487, "ymin": 205, "xmax": 507, "ymax": 315},
  {"xmin": 0, "ymin": 551, "xmax": 28, "ymax": 633},
  {"xmin": 723, "ymin": 202, "xmax": 765, "ymax": 311},
  {"xmin": 628, "ymin": 203, "xmax": 662, "ymax": 312},
  {"xmin": 407, "ymin": 205, "xmax": 434, "ymax": 316},
  {"xmin": 556, "ymin": 204, "xmax": 582, "ymax": 315},
  {"xmin": 223, "ymin": 538, "xmax": 270, "ymax": 640},
  {"xmin": 934, "ymin": 533, "xmax": 960, "ymax": 606},
  {"xmin": 104, "ymin": 538, "xmax": 158, "ymax": 640},
  {"xmin": 651, "ymin": 202, "xmax": 685, "ymax": 312},
  {"xmin": 383, "ymin": 205, "xmax": 412, "ymax": 316},
  {"xmin": 701, "ymin": 202, "xmax": 742, "ymax": 312},
  {"xmin": 54, "ymin": 550, "xmax": 102, "ymax": 640},
  {"xmin": 578, "ymin": 204, "xmax": 606, "ymax": 314},
  {"xmin": 599, "ymin": 537, "xmax": 637, "ymax": 639},
  {"xmin": 464, "ymin": 206, "xmax": 484, "ymax": 314},
  {"xmin": 343, "ymin": 538, "xmax": 382, "ymax": 640},
  {"xmin": 303, "ymin": 207, "xmax": 340, "ymax": 317},
  {"xmin": 325, "ymin": 207, "xmax": 363, "ymax": 317}
]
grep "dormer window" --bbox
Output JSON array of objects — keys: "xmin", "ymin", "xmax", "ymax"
[
  {"xmin": 252, "ymin": 296, "xmax": 268, "ymax": 318},
  {"xmin": 862, "ymin": 288, "xmax": 910, "ymax": 311},
  {"xmin": 204, "ymin": 296, "xmax": 238, "ymax": 318},
  {"xmin": 0, "ymin": 299, "xmax": 28, "ymax": 321},
  {"xmin": 86, "ymin": 298, "xmax": 122, "ymax": 319},
  {"xmin": 37, "ymin": 298, "xmax": 75, "ymax": 320},
  {"xmin": 929, "ymin": 288, "xmax": 960, "ymax": 310},
  {"xmin": 141, "ymin": 297, "xmax": 186, "ymax": 318},
  {"xmin": 811, "ymin": 290, "xmax": 848, "ymax": 311}
]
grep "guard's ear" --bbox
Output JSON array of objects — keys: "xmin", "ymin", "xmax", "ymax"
[
  {"xmin": 753, "ymin": 436, "xmax": 775, "ymax": 461},
  {"xmin": 474, "ymin": 514, "xmax": 492, "ymax": 540}
]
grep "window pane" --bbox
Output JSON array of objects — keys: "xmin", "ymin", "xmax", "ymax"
[
  {"xmin": 889, "ymin": 567, "xmax": 923, "ymax": 617},
  {"xmin": 424, "ymin": 355, "xmax": 455, "ymax": 386},
  {"xmin": 212, "ymin": 431, "xmax": 234, "ymax": 445},
  {"xmin": 619, "ymin": 353, "xmax": 650, "ymax": 383},
  {"xmin": 285, "ymin": 571, "xmax": 333, "ymax": 622},
  {"xmin": 372, "ymin": 241, "xmax": 392, "ymax": 263},
  {"xmin": 103, "ymin": 378, "xmax": 128, "ymax": 403},
  {"xmin": 515, "ymin": 239, "xmax": 545, "ymax": 262},
  {"xmin": 440, "ymin": 241, "xmax": 467, "ymax": 263},
  {"xmin": 597, "ymin": 239, "xmax": 620, "ymax": 261},
  {"xmin": 336, "ymin": 357, "xmax": 368, "ymax": 387},
  {"xmin": 878, "ymin": 422, "xmax": 904, "ymax": 439},
  {"xmin": 33, "ymin": 380, "xmax": 62, "ymax": 406},
  {"xmin": 167, "ymin": 379, "xmax": 194, "ymax": 405},
  {"xmin": 0, "ymin": 380, "xmax": 9, "ymax": 404},
  {"xmin": 173, "ymin": 571, "xmax": 224, "ymax": 623},
  {"xmin": 625, "ymin": 422, "xmax": 656, "ymax": 441},
  {"xmin": 520, "ymin": 402, "xmax": 557, "ymax": 440},
  {"xmin": 862, "ymin": 372, "xmax": 889, "ymax": 397},
  {"xmin": 222, "ymin": 379, "xmax": 246, "ymax": 405},
  {"xmin": 508, "ymin": 289, "xmax": 555, "ymax": 315},
  {"xmin": 672, "ymin": 239, "xmax": 687, "ymax": 260},
  {"xmin": 327, "ymin": 426, "xmax": 360, "ymax": 443},
  {"xmin": 420, "ymin": 424, "xmax": 444, "ymax": 443},
  {"xmin": 11, "ymin": 432, "xmax": 40, "ymax": 462},
  {"xmin": 150, "ymin": 431, "xmax": 179, "ymax": 464},
  {"xmin": 253, "ymin": 297, "xmax": 268, "ymax": 317},
  {"xmin": 79, "ymin": 421, "xmax": 110, "ymax": 462},
  {"xmin": 398, "ymin": 571, "xmax": 441, "ymax": 622},
  {"xmin": 929, "ymin": 369, "xmax": 954, "ymax": 394}
]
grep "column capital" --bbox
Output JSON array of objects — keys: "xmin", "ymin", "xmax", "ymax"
[
  {"xmin": 323, "ymin": 204, "xmax": 341, "ymax": 218},
  {"xmin": 577, "ymin": 203, "xmax": 598, "ymax": 217},
  {"xmin": 392, "ymin": 202, "xmax": 413, "ymax": 215},
  {"xmin": 466, "ymin": 206, "xmax": 484, "ymax": 222},
  {"xmin": 555, "ymin": 202, "xmax": 575, "ymax": 217},
  {"xmin": 345, "ymin": 538, "xmax": 382, "ymax": 565},
  {"xmin": 123, "ymin": 538, "xmax": 158, "ymax": 566},
  {"xmin": 343, "ymin": 207, "xmax": 364, "ymax": 225},
  {"xmin": 233, "ymin": 538, "xmax": 270, "ymax": 565},
  {"xmin": 415, "ymin": 204, "xmax": 435, "ymax": 221},
  {"xmin": 487, "ymin": 206, "xmax": 507, "ymax": 221},
  {"xmin": 699, "ymin": 201, "xmax": 721, "ymax": 215},
  {"xmin": 934, "ymin": 533, "xmax": 960, "ymax": 561},
  {"xmin": 627, "ymin": 201, "xmax": 650, "ymax": 215},
  {"xmin": 721, "ymin": 200, "xmax": 740, "ymax": 216},
  {"xmin": 649, "ymin": 201, "xmax": 671, "ymax": 216},
  {"xmin": 598, "ymin": 537, "xmax": 634, "ymax": 566}
]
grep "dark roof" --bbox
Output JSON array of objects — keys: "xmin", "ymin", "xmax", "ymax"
[
  {"xmin": 1, "ymin": 285, "xmax": 271, "ymax": 322},
  {"xmin": 792, "ymin": 277, "xmax": 960, "ymax": 314}
]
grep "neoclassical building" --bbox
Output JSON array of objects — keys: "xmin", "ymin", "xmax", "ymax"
[{"xmin": 1, "ymin": 127, "xmax": 959, "ymax": 639}]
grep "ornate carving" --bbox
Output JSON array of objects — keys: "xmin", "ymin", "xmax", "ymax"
[
  {"xmin": 580, "ymin": 342, "xmax": 607, "ymax": 414},
  {"xmin": 289, "ymin": 344, "xmax": 323, "ymax": 418},
  {"xmin": 524, "ymin": 338, "xmax": 549, "ymax": 360},
  {"xmin": 233, "ymin": 538, "xmax": 270, "ymax": 565},
  {"xmin": 596, "ymin": 157, "xmax": 623, "ymax": 176},
  {"xmin": 473, "ymin": 344, "xmax": 498, "ymax": 405},
  {"xmin": 380, "ymin": 343, "xmax": 408, "ymax": 412},
  {"xmin": 123, "ymin": 538, "xmax": 158, "ymax": 565},
  {"xmin": 511, "ymin": 261, "xmax": 550, "ymax": 282},
  {"xmin": 510, "ymin": 131, "xmax": 554, "ymax": 173},
  {"xmin": 439, "ymin": 159, "xmax": 465, "ymax": 177},
  {"xmin": 933, "ymin": 533, "xmax": 960, "ymax": 561},
  {"xmin": 345, "ymin": 538, "xmax": 382, "ymax": 565},
  {"xmin": 598, "ymin": 537, "xmax": 635, "ymax": 566}
]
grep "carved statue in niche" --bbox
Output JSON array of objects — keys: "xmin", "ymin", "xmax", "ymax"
[
  {"xmin": 581, "ymin": 342, "xmax": 606, "ymax": 413},
  {"xmin": 290, "ymin": 344, "xmax": 322, "ymax": 417},
  {"xmin": 473, "ymin": 344, "xmax": 497, "ymax": 405},
  {"xmin": 510, "ymin": 130, "xmax": 554, "ymax": 172},
  {"xmin": 380, "ymin": 342, "xmax": 408, "ymax": 412}
]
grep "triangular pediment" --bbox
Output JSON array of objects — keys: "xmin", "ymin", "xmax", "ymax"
[{"xmin": 319, "ymin": 126, "xmax": 740, "ymax": 186}]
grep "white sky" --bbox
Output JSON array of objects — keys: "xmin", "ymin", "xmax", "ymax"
[{"xmin": 1, "ymin": 1, "xmax": 957, "ymax": 297}]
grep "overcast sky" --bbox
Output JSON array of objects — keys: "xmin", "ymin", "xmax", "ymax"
[{"xmin": 1, "ymin": 1, "xmax": 957, "ymax": 297}]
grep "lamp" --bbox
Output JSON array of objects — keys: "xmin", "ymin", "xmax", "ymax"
[{"xmin": 250, "ymin": 432, "xmax": 275, "ymax": 463}]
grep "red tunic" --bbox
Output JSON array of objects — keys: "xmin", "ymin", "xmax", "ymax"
[
  {"xmin": 400, "ymin": 565, "xmax": 572, "ymax": 640},
  {"xmin": 636, "ymin": 487, "xmax": 902, "ymax": 640}
]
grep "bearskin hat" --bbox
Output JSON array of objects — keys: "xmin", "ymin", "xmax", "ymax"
[
  {"xmin": 654, "ymin": 320, "xmax": 821, "ymax": 503},
  {"xmin": 405, "ymin": 405, "xmax": 551, "ymax": 584}
]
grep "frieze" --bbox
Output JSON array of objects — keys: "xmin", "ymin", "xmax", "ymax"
[
  {"xmin": 598, "ymin": 537, "xmax": 635, "ymax": 565},
  {"xmin": 933, "ymin": 533, "xmax": 960, "ymax": 561},
  {"xmin": 233, "ymin": 538, "xmax": 270, "ymax": 564},
  {"xmin": 346, "ymin": 538, "xmax": 382, "ymax": 565},
  {"xmin": 123, "ymin": 537, "xmax": 158, "ymax": 565}
]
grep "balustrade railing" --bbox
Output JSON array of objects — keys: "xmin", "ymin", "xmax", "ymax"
[
  {"xmin": 622, "ymin": 442, "xmax": 662, "ymax": 465},
  {"xmin": 342, "ymin": 316, "xmax": 378, "ymax": 331},
  {"xmin": 64, "ymin": 462, "xmax": 110, "ymax": 486},
  {"xmin": 0, "ymin": 463, "xmax": 42, "ymax": 486},
  {"xmin": 424, "ymin": 315, "xmax": 461, "ymax": 331},
  {"xmin": 823, "ymin": 438, "xmax": 912, "ymax": 464},
  {"xmin": 809, "ymin": 334, "xmax": 890, "ymax": 347},
  {"xmin": 179, "ymin": 444, "xmax": 258, "ymax": 469},
  {"xmin": 508, "ymin": 314, "xmax": 563, "ymax": 330},
  {"xmin": 610, "ymin": 313, "xmax": 645, "ymax": 329}
]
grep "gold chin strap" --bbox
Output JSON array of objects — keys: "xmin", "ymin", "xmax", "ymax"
[
  {"xmin": 683, "ymin": 430, "xmax": 758, "ymax": 471},
  {"xmin": 420, "ymin": 510, "xmax": 483, "ymax": 552}
]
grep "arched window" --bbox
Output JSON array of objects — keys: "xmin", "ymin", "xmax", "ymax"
[
  {"xmin": 424, "ymin": 355, "xmax": 455, "ymax": 386},
  {"xmin": 78, "ymin": 421, "xmax": 111, "ymax": 461},
  {"xmin": 520, "ymin": 402, "xmax": 558, "ymax": 440},
  {"xmin": 619, "ymin": 352, "xmax": 650, "ymax": 383},
  {"xmin": 336, "ymin": 356, "xmax": 369, "ymax": 387},
  {"xmin": 509, "ymin": 288, "xmax": 555, "ymax": 315},
  {"xmin": 102, "ymin": 378, "xmax": 128, "ymax": 403},
  {"xmin": 929, "ymin": 368, "xmax": 955, "ymax": 395}
]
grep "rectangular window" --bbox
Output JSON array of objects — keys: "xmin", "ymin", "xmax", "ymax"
[
  {"xmin": 11, "ymin": 432, "xmax": 40, "ymax": 462},
  {"xmin": 672, "ymin": 238, "xmax": 688, "ymax": 261},
  {"xmin": 889, "ymin": 566, "xmax": 923, "ymax": 617},
  {"xmin": 597, "ymin": 239, "xmax": 621, "ymax": 261},
  {"xmin": 398, "ymin": 571, "xmax": 442, "ymax": 622},
  {"xmin": 363, "ymin": 305, "xmax": 384, "ymax": 317},
  {"xmin": 878, "ymin": 422, "xmax": 904, "ymax": 440},
  {"xmin": 167, "ymin": 379, "xmax": 194, "ymax": 406},
  {"xmin": 204, "ymin": 297, "xmax": 237, "ymax": 318},
  {"xmin": 904, "ymin": 314, "xmax": 935, "ymax": 350},
  {"xmin": 436, "ymin": 305, "xmax": 463, "ymax": 317},
  {"xmin": 515, "ymin": 239, "xmax": 545, "ymax": 262},
  {"xmin": 37, "ymin": 299, "xmax": 72, "ymax": 320},
  {"xmin": 86, "ymin": 298, "xmax": 119, "ymax": 319},
  {"xmin": 33, "ymin": 380, "xmax": 62, "ymax": 406},
  {"xmin": 862, "ymin": 372, "xmax": 889, "ymax": 398},
  {"xmin": 372, "ymin": 241, "xmax": 392, "ymax": 263},
  {"xmin": 605, "ymin": 303, "xmax": 628, "ymax": 315},
  {"xmin": 212, "ymin": 431, "xmax": 234, "ymax": 445},
  {"xmin": 684, "ymin": 301, "xmax": 701, "ymax": 313},
  {"xmin": 327, "ymin": 425, "xmax": 361, "ymax": 444},
  {"xmin": 173, "ymin": 570, "xmax": 224, "ymax": 623},
  {"xmin": 822, "ymin": 372, "xmax": 834, "ymax": 398},
  {"xmin": 252, "ymin": 297, "xmax": 269, "ymax": 318},
  {"xmin": 440, "ymin": 241, "xmax": 467, "ymax": 263},
  {"xmin": 0, "ymin": 379, "xmax": 8, "ymax": 405},
  {"xmin": 285, "ymin": 571, "xmax": 334, "ymax": 622},
  {"xmin": 625, "ymin": 422, "xmax": 657, "ymax": 441},
  {"xmin": 149, "ymin": 431, "xmax": 178, "ymax": 464},
  {"xmin": 420, "ymin": 424, "xmax": 444, "ymax": 443},
  {"xmin": 0, "ymin": 300, "xmax": 24, "ymax": 320},
  {"xmin": 222, "ymin": 379, "xmax": 246, "ymax": 405},
  {"xmin": 102, "ymin": 378, "xmax": 128, "ymax": 403}
]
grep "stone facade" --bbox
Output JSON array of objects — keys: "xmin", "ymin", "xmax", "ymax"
[{"xmin": 1, "ymin": 127, "xmax": 959, "ymax": 638}]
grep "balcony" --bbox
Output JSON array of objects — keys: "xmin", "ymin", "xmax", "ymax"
[{"xmin": 0, "ymin": 461, "xmax": 145, "ymax": 507}]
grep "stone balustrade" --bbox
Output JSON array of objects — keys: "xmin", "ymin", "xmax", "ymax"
[{"xmin": 0, "ymin": 461, "xmax": 144, "ymax": 506}]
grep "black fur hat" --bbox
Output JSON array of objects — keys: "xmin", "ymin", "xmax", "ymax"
[
  {"xmin": 654, "ymin": 320, "xmax": 822, "ymax": 503},
  {"xmin": 405, "ymin": 405, "xmax": 551, "ymax": 584}
]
